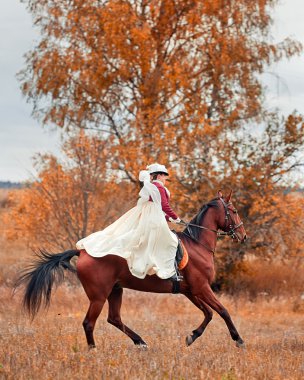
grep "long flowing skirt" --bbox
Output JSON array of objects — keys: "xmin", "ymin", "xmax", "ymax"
[{"xmin": 76, "ymin": 200, "xmax": 178, "ymax": 279}]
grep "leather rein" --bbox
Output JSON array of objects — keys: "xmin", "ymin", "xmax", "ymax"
[{"xmin": 181, "ymin": 197, "xmax": 244, "ymax": 254}]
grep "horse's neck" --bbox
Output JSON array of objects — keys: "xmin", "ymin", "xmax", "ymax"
[
  {"xmin": 197, "ymin": 208, "xmax": 218, "ymax": 252},
  {"xmin": 202, "ymin": 207, "xmax": 218, "ymax": 231}
]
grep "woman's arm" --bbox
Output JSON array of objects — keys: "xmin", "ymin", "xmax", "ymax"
[{"xmin": 157, "ymin": 186, "xmax": 179, "ymax": 221}]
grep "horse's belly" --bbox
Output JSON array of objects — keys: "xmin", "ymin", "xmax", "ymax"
[{"xmin": 119, "ymin": 275, "xmax": 173, "ymax": 294}]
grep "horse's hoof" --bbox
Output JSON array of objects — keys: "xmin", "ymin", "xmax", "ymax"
[
  {"xmin": 236, "ymin": 339, "xmax": 245, "ymax": 349},
  {"xmin": 186, "ymin": 335, "xmax": 193, "ymax": 346},
  {"xmin": 136, "ymin": 343, "xmax": 148, "ymax": 350}
]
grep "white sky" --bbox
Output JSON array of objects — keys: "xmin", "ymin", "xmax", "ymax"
[{"xmin": 0, "ymin": 0, "xmax": 303, "ymax": 181}]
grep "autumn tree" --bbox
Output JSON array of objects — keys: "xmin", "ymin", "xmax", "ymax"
[
  {"xmin": 5, "ymin": 132, "xmax": 135, "ymax": 250},
  {"xmin": 16, "ymin": 0, "xmax": 304, "ymax": 281},
  {"xmin": 207, "ymin": 113, "xmax": 304, "ymax": 287},
  {"xmin": 20, "ymin": 0, "xmax": 301, "ymax": 172}
]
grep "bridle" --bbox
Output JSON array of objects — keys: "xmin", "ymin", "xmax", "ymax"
[
  {"xmin": 181, "ymin": 197, "xmax": 244, "ymax": 253},
  {"xmin": 218, "ymin": 197, "xmax": 244, "ymax": 241}
]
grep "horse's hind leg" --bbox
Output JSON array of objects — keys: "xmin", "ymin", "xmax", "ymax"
[
  {"xmin": 83, "ymin": 298, "xmax": 107, "ymax": 349},
  {"xmin": 107, "ymin": 285, "xmax": 147, "ymax": 347},
  {"xmin": 81, "ymin": 279, "xmax": 114, "ymax": 349},
  {"xmin": 185, "ymin": 295, "xmax": 213, "ymax": 346}
]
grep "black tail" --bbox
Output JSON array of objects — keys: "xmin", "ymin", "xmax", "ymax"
[{"xmin": 15, "ymin": 249, "xmax": 80, "ymax": 318}]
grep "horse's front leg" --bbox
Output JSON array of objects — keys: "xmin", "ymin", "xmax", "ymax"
[
  {"xmin": 191, "ymin": 283, "xmax": 245, "ymax": 348},
  {"xmin": 184, "ymin": 294, "xmax": 213, "ymax": 346}
]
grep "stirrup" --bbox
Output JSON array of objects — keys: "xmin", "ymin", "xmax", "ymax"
[
  {"xmin": 172, "ymin": 261, "xmax": 183, "ymax": 282},
  {"xmin": 169, "ymin": 273, "xmax": 183, "ymax": 282}
]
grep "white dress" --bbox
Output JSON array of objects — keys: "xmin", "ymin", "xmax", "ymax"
[{"xmin": 76, "ymin": 171, "xmax": 178, "ymax": 279}]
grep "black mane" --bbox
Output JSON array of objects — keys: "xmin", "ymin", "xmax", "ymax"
[{"xmin": 181, "ymin": 198, "xmax": 219, "ymax": 241}]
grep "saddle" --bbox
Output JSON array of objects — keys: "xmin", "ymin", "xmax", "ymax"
[
  {"xmin": 172, "ymin": 230, "xmax": 189, "ymax": 272},
  {"xmin": 175, "ymin": 237, "xmax": 189, "ymax": 271},
  {"xmin": 169, "ymin": 232, "xmax": 189, "ymax": 293}
]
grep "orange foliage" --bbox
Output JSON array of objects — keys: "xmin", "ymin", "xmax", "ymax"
[
  {"xmin": 4, "ymin": 129, "xmax": 304, "ymax": 288},
  {"xmin": 4, "ymin": 133, "xmax": 135, "ymax": 250},
  {"xmin": 13, "ymin": 1, "xmax": 304, "ymax": 279},
  {"xmin": 19, "ymin": 0, "xmax": 302, "ymax": 175}
]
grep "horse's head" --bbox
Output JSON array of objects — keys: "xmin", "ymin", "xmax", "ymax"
[{"xmin": 217, "ymin": 190, "xmax": 247, "ymax": 243}]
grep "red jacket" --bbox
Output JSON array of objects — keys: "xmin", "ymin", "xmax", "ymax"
[{"xmin": 151, "ymin": 181, "xmax": 179, "ymax": 221}]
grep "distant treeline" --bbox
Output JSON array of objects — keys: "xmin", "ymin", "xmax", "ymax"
[{"xmin": 0, "ymin": 181, "xmax": 23, "ymax": 189}]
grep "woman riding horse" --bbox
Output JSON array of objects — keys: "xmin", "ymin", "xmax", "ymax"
[
  {"xmin": 16, "ymin": 170, "xmax": 247, "ymax": 349},
  {"xmin": 76, "ymin": 163, "xmax": 182, "ymax": 281}
]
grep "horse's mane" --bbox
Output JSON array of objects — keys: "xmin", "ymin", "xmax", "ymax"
[{"xmin": 180, "ymin": 198, "xmax": 219, "ymax": 241}]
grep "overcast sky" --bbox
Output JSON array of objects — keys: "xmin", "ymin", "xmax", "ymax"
[{"xmin": 0, "ymin": 0, "xmax": 304, "ymax": 182}]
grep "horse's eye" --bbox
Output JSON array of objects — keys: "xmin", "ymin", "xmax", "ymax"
[{"xmin": 233, "ymin": 209, "xmax": 237, "ymax": 214}]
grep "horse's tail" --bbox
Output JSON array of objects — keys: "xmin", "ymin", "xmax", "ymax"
[{"xmin": 15, "ymin": 249, "xmax": 80, "ymax": 318}]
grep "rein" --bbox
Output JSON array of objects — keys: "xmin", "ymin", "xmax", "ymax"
[
  {"xmin": 181, "ymin": 221, "xmax": 230, "ymax": 237},
  {"xmin": 180, "ymin": 197, "xmax": 244, "ymax": 253},
  {"xmin": 181, "ymin": 227, "xmax": 216, "ymax": 255}
]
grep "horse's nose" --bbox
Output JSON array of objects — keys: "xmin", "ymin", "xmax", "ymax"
[{"xmin": 242, "ymin": 234, "xmax": 247, "ymax": 243}]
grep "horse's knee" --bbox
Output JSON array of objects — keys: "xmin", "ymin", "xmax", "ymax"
[
  {"xmin": 199, "ymin": 302, "xmax": 213, "ymax": 321},
  {"xmin": 107, "ymin": 316, "xmax": 122, "ymax": 328},
  {"xmin": 205, "ymin": 308, "xmax": 213, "ymax": 322},
  {"xmin": 218, "ymin": 307, "xmax": 230, "ymax": 319},
  {"xmin": 83, "ymin": 319, "xmax": 92, "ymax": 332}
]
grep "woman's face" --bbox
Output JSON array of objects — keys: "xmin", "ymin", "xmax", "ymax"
[{"xmin": 157, "ymin": 173, "xmax": 168, "ymax": 185}]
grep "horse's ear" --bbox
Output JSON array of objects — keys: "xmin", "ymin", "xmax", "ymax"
[
  {"xmin": 218, "ymin": 190, "xmax": 223, "ymax": 198},
  {"xmin": 226, "ymin": 189, "xmax": 233, "ymax": 202}
]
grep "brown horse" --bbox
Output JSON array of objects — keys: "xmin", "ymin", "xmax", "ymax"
[{"xmin": 17, "ymin": 191, "xmax": 247, "ymax": 349}]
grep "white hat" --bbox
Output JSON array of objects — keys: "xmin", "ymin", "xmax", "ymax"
[{"xmin": 146, "ymin": 163, "xmax": 169, "ymax": 176}]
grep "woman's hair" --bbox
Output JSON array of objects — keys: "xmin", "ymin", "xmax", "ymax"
[{"xmin": 151, "ymin": 172, "xmax": 168, "ymax": 181}]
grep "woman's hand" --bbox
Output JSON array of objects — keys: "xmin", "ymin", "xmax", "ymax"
[{"xmin": 169, "ymin": 217, "xmax": 181, "ymax": 224}]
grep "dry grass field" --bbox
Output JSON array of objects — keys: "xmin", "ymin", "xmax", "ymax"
[
  {"xmin": 0, "ymin": 234, "xmax": 303, "ymax": 379},
  {"xmin": 1, "ymin": 288, "xmax": 304, "ymax": 380},
  {"xmin": 0, "ymin": 186, "xmax": 304, "ymax": 380}
]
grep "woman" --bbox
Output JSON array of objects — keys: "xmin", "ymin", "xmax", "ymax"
[{"xmin": 76, "ymin": 163, "xmax": 182, "ymax": 280}]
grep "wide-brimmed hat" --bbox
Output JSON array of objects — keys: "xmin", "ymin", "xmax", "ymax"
[{"xmin": 146, "ymin": 163, "xmax": 169, "ymax": 176}]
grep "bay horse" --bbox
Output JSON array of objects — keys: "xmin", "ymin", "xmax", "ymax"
[{"xmin": 16, "ymin": 191, "xmax": 247, "ymax": 349}]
